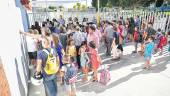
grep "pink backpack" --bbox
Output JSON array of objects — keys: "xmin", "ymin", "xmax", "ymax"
[{"xmin": 99, "ymin": 66, "xmax": 111, "ymax": 85}]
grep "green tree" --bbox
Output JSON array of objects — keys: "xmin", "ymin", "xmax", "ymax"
[
  {"xmin": 81, "ymin": 4, "xmax": 87, "ymax": 11},
  {"xmin": 76, "ymin": 3, "xmax": 81, "ymax": 10},
  {"xmin": 92, "ymin": 0, "xmax": 108, "ymax": 10}
]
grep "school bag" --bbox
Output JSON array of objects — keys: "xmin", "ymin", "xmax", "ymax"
[
  {"xmin": 134, "ymin": 31, "xmax": 139, "ymax": 42},
  {"xmin": 43, "ymin": 49, "xmax": 59, "ymax": 75},
  {"xmin": 113, "ymin": 32, "xmax": 119, "ymax": 45},
  {"xmin": 99, "ymin": 65, "xmax": 111, "ymax": 85},
  {"xmin": 161, "ymin": 36, "xmax": 167, "ymax": 46},
  {"xmin": 65, "ymin": 64, "xmax": 77, "ymax": 84}
]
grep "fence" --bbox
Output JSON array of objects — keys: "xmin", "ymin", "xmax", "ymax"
[{"xmin": 27, "ymin": 10, "xmax": 170, "ymax": 32}]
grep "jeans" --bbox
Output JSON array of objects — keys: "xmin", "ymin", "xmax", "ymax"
[
  {"xmin": 134, "ymin": 41, "xmax": 138, "ymax": 52},
  {"xmin": 105, "ymin": 38, "xmax": 113, "ymax": 55},
  {"xmin": 43, "ymin": 77, "xmax": 57, "ymax": 96}
]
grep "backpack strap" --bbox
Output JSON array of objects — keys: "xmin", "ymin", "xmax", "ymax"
[
  {"xmin": 43, "ymin": 49, "xmax": 54, "ymax": 55},
  {"xmin": 43, "ymin": 49, "xmax": 50, "ymax": 55}
]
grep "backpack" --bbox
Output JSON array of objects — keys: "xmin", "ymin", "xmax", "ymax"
[
  {"xmin": 118, "ymin": 26, "xmax": 124, "ymax": 38},
  {"xmin": 99, "ymin": 66, "xmax": 111, "ymax": 85},
  {"xmin": 113, "ymin": 32, "xmax": 119, "ymax": 45},
  {"xmin": 147, "ymin": 27, "xmax": 156, "ymax": 36},
  {"xmin": 161, "ymin": 36, "xmax": 167, "ymax": 46},
  {"xmin": 43, "ymin": 49, "xmax": 59, "ymax": 75},
  {"xmin": 64, "ymin": 64, "xmax": 77, "ymax": 84},
  {"xmin": 134, "ymin": 31, "xmax": 139, "ymax": 42}
]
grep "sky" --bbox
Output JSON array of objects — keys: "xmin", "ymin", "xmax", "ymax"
[{"xmin": 32, "ymin": 0, "xmax": 92, "ymax": 8}]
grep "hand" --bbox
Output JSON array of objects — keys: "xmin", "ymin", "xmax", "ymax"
[{"xmin": 19, "ymin": 30, "xmax": 23, "ymax": 34}]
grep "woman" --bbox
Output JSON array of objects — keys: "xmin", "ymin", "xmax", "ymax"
[{"xmin": 87, "ymin": 26, "xmax": 99, "ymax": 49}]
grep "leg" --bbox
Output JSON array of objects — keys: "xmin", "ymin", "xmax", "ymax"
[
  {"xmin": 71, "ymin": 83, "xmax": 76, "ymax": 96},
  {"xmin": 108, "ymin": 38, "xmax": 113, "ymax": 55},
  {"xmin": 43, "ymin": 78, "xmax": 57, "ymax": 96},
  {"xmin": 92, "ymin": 68, "xmax": 98, "ymax": 81}
]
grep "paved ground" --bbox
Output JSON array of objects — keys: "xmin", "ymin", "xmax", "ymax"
[{"xmin": 29, "ymin": 42, "xmax": 170, "ymax": 96}]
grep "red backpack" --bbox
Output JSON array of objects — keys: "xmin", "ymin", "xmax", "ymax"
[
  {"xmin": 161, "ymin": 36, "xmax": 167, "ymax": 46},
  {"xmin": 134, "ymin": 31, "xmax": 139, "ymax": 41}
]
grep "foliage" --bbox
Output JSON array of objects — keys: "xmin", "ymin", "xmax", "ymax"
[
  {"xmin": 72, "ymin": 3, "xmax": 87, "ymax": 11},
  {"xmin": 92, "ymin": 0, "xmax": 157, "ymax": 9}
]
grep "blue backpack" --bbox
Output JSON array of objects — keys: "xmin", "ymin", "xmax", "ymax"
[{"xmin": 64, "ymin": 64, "xmax": 77, "ymax": 84}]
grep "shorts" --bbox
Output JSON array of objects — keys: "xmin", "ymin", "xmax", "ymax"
[
  {"xmin": 65, "ymin": 83, "xmax": 76, "ymax": 92},
  {"xmin": 28, "ymin": 52, "xmax": 37, "ymax": 59}
]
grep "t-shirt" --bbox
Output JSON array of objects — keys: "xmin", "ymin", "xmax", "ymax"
[
  {"xmin": 144, "ymin": 42, "xmax": 154, "ymax": 58},
  {"xmin": 59, "ymin": 33, "xmax": 67, "ymax": 49},
  {"xmin": 26, "ymin": 36, "xmax": 37, "ymax": 52},
  {"xmin": 145, "ymin": 27, "xmax": 156, "ymax": 37},
  {"xmin": 105, "ymin": 25, "xmax": 114, "ymax": 38},
  {"xmin": 73, "ymin": 31, "xmax": 83, "ymax": 46},
  {"xmin": 37, "ymin": 48, "xmax": 58, "ymax": 80}
]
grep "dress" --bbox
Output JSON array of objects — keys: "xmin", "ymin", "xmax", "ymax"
[
  {"xmin": 90, "ymin": 48, "xmax": 99, "ymax": 70},
  {"xmin": 80, "ymin": 53, "xmax": 89, "ymax": 68},
  {"xmin": 68, "ymin": 46, "xmax": 77, "ymax": 57},
  {"xmin": 144, "ymin": 42, "xmax": 154, "ymax": 60}
]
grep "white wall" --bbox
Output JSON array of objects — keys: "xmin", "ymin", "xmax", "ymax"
[{"xmin": 0, "ymin": 0, "xmax": 29, "ymax": 96}]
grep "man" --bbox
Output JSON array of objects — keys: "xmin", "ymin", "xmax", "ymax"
[
  {"xmin": 73, "ymin": 26, "xmax": 83, "ymax": 68},
  {"xmin": 36, "ymin": 37, "xmax": 58, "ymax": 96},
  {"xmin": 104, "ymin": 21, "xmax": 114, "ymax": 56},
  {"xmin": 58, "ymin": 15, "xmax": 65, "ymax": 26},
  {"xmin": 145, "ymin": 22, "xmax": 156, "ymax": 38}
]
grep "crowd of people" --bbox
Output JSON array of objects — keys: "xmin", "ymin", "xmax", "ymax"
[{"xmin": 20, "ymin": 15, "xmax": 170, "ymax": 96}]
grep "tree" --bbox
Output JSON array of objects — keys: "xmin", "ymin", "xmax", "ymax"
[
  {"xmin": 91, "ymin": 0, "xmax": 156, "ymax": 9},
  {"xmin": 81, "ymin": 4, "xmax": 87, "ymax": 11},
  {"xmin": 76, "ymin": 3, "xmax": 81, "ymax": 10},
  {"xmin": 92, "ymin": 0, "xmax": 108, "ymax": 10}
]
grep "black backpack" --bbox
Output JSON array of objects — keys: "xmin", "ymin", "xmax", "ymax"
[{"xmin": 113, "ymin": 32, "xmax": 119, "ymax": 45}]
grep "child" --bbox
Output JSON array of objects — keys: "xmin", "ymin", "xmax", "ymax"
[
  {"xmin": 79, "ymin": 41, "xmax": 90, "ymax": 81},
  {"xmin": 133, "ymin": 27, "xmax": 139, "ymax": 53},
  {"xmin": 143, "ymin": 36, "xmax": 155, "ymax": 70},
  {"xmin": 157, "ymin": 32, "xmax": 167, "ymax": 55},
  {"xmin": 62, "ymin": 54, "xmax": 77, "ymax": 96},
  {"xmin": 88, "ymin": 41, "xmax": 101, "ymax": 82},
  {"xmin": 66, "ymin": 39, "xmax": 77, "ymax": 63}
]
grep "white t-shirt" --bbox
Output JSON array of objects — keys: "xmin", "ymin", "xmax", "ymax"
[{"xmin": 26, "ymin": 36, "xmax": 37, "ymax": 52}]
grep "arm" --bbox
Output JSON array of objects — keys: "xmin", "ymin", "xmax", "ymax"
[
  {"xmin": 66, "ymin": 46, "xmax": 69, "ymax": 54},
  {"xmin": 85, "ymin": 54, "xmax": 90, "ymax": 64},
  {"xmin": 36, "ymin": 59, "xmax": 42, "ymax": 73},
  {"xmin": 20, "ymin": 30, "xmax": 42, "ymax": 40}
]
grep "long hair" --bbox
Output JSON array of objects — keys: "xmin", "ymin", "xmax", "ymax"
[{"xmin": 52, "ymin": 33, "xmax": 59, "ymax": 47}]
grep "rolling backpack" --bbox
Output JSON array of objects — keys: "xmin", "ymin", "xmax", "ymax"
[
  {"xmin": 99, "ymin": 65, "xmax": 111, "ymax": 85},
  {"xmin": 43, "ymin": 49, "xmax": 59, "ymax": 75}
]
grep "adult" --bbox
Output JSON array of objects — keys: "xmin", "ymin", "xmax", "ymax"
[
  {"xmin": 145, "ymin": 22, "xmax": 156, "ymax": 38},
  {"xmin": 112, "ymin": 27, "xmax": 120, "ymax": 60},
  {"xmin": 58, "ymin": 15, "xmax": 65, "ymax": 26},
  {"xmin": 104, "ymin": 21, "xmax": 114, "ymax": 56},
  {"xmin": 26, "ymin": 29, "xmax": 38, "ymax": 65},
  {"xmin": 59, "ymin": 26, "xmax": 67, "ymax": 50},
  {"xmin": 87, "ymin": 26, "xmax": 99, "ymax": 49},
  {"xmin": 117, "ymin": 21, "xmax": 124, "ymax": 53},
  {"xmin": 35, "ymin": 21, "xmax": 41, "ymax": 34},
  {"xmin": 73, "ymin": 26, "xmax": 84, "ymax": 68},
  {"xmin": 36, "ymin": 37, "xmax": 58, "ymax": 96}
]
